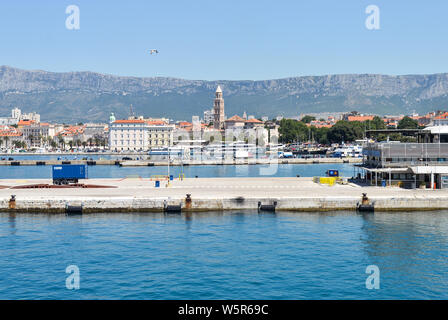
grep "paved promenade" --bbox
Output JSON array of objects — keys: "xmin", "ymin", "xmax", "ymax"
[{"xmin": 1, "ymin": 177, "xmax": 448, "ymax": 212}]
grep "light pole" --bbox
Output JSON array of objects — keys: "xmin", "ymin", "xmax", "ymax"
[{"xmin": 167, "ymin": 150, "xmax": 170, "ymax": 186}]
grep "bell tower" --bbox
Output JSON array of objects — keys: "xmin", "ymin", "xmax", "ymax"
[{"xmin": 213, "ymin": 85, "xmax": 225, "ymax": 130}]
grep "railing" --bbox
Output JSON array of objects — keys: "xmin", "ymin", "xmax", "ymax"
[{"xmin": 364, "ymin": 143, "xmax": 448, "ymax": 167}]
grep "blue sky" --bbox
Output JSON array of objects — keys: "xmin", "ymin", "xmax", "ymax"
[{"xmin": 0, "ymin": 0, "xmax": 447, "ymax": 80}]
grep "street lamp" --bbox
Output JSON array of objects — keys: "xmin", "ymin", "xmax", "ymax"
[{"xmin": 167, "ymin": 150, "xmax": 171, "ymax": 186}]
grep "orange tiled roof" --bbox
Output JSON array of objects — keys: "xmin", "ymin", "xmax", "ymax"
[
  {"xmin": 146, "ymin": 120, "xmax": 167, "ymax": 125},
  {"xmin": 17, "ymin": 120, "xmax": 35, "ymax": 126},
  {"xmin": 347, "ymin": 115, "xmax": 374, "ymax": 122},
  {"xmin": 0, "ymin": 131, "xmax": 22, "ymax": 137},
  {"xmin": 434, "ymin": 112, "xmax": 448, "ymax": 120},
  {"xmin": 225, "ymin": 115, "xmax": 245, "ymax": 122},
  {"xmin": 245, "ymin": 118, "xmax": 263, "ymax": 123},
  {"xmin": 114, "ymin": 119, "xmax": 145, "ymax": 124}
]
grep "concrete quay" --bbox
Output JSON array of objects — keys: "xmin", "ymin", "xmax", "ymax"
[{"xmin": 1, "ymin": 177, "xmax": 448, "ymax": 213}]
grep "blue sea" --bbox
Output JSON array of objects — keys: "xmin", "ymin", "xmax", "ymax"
[
  {"xmin": 0, "ymin": 211, "xmax": 447, "ymax": 299},
  {"xmin": 0, "ymin": 163, "xmax": 355, "ymax": 179}
]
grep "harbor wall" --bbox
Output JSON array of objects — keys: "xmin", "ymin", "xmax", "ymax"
[{"xmin": 2, "ymin": 195, "xmax": 448, "ymax": 213}]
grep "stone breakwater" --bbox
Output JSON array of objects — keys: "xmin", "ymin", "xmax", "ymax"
[{"xmin": 1, "ymin": 177, "xmax": 448, "ymax": 213}]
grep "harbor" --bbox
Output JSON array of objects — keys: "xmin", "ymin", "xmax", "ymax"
[{"xmin": 2, "ymin": 176, "xmax": 448, "ymax": 213}]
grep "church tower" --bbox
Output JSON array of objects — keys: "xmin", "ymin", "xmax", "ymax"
[{"xmin": 213, "ymin": 85, "xmax": 225, "ymax": 130}]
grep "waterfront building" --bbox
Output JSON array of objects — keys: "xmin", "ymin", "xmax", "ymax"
[
  {"xmin": 21, "ymin": 122, "xmax": 49, "ymax": 148},
  {"xmin": 109, "ymin": 117, "xmax": 174, "ymax": 151},
  {"xmin": 0, "ymin": 108, "xmax": 41, "ymax": 127},
  {"xmin": 83, "ymin": 123, "xmax": 109, "ymax": 144},
  {"xmin": 0, "ymin": 117, "xmax": 18, "ymax": 126},
  {"xmin": 0, "ymin": 126, "xmax": 23, "ymax": 148},
  {"xmin": 109, "ymin": 119, "xmax": 149, "ymax": 151},
  {"xmin": 20, "ymin": 111, "xmax": 41, "ymax": 123},
  {"xmin": 362, "ymin": 123, "xmax": 448, "ymax": 189},
  {"xmin": 213, "ymin": 85, "xmax": 225, "ymax": 130},
  {"xmin": 244, "ymin": 118, "xmax": 264, "ymax": 130},
  {"xmin": 224, "ymin": 115, "xmax": 245, "ymax": 130},
  {"xmin": 147, "ymin": 123, "xmax": 174, "ymax": 149}
]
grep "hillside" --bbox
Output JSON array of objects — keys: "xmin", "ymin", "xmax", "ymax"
[{"xmin": 1, "ymin": 66, "xmax": 448, "ymax": 122}]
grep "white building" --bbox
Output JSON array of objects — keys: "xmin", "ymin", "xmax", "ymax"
[
  {"xmin": 11, "ymin": 108, "xmax": 21, "ymax": 119},
  {"xmin": 109, "ymin": 118, "xmax": 174, "ymax": 151},
  {"xmin": 0, "ymin": 117, "xmax": 18, "ymax": 126},
  {"xmin": 148, "ymin": 124, "xmax": 174, "ymax": 148},
  {"xmin": 109, "ymin": 119, "xmax": 149, "ymax": 151}
]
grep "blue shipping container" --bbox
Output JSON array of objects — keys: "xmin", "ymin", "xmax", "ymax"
[{"xmin": 52, "ymin": 165, "xmax": 88, "ymax": 181}]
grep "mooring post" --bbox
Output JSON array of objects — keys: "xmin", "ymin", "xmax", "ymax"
[
  {"xmin": 185, "ymin": 194, "xmax": 192, "ymax": 209},
  {"xmin": 361, "ymin": 193, "xmax": 370, "ymax": 205},
  {"xmin": 9, "ymin": 195, "xmax": 16, "ymax": 209}
]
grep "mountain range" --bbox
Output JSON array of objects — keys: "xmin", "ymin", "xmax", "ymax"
[{"xmin": 1, "ymin": 65, "xmax": 448, "ymax": 123}]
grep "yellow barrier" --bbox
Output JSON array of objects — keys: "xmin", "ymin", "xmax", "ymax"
[
  {"xmin": 319, "ymin": 177, "xmax": 336, "ymax": 186},
  {"xmin": 314, "ymin": 177, "xmax": 343, "ymax": 186}
]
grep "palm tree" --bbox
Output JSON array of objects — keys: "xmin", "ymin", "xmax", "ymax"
[
  {"xmin": 28, "ymin": 134, "xmax": 34, "ymax": 148},
  {"xmin": 58, "ymin": 136, "xmax": 65, "ymax": 150}
]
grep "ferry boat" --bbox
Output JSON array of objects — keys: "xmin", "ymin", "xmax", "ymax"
[
  {"xmin": 331, "ymin": 145, "xmax": 363, "ymax": 158},
  {"xmin": 148, "ymin": 147, "xmax": 186, "ymax": 160}
]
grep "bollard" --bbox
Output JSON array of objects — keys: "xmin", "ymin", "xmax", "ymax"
[
  {"xmin": 361, "ymin": 193, "xmax": 369, "ymax": 205},
  {"xmin": 9, "ymin": 195, "xmax": 16, "ymax": 209},
  {"xmin": 185, "ymin": 194, "xmax": 192, "ymax": 209},
  {"xmin": 357, "ymin": 193, "xmax": 374, "ymax": 213}
]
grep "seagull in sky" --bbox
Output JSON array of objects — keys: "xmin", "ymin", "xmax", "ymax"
[{"xmin": 149, "ymin": 49, "xmax": 159, "ymax": 55}]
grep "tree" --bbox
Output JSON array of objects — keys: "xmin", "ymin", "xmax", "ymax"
[
  {"xmin": 365, "ymin": 116, "xmax": 386, "ymax": 130},
  {"xmin": 301, "ymin": 115, "xmax": 316, "ymax": 124},
  {"xmin": 311, "ymin": 127, "xmax": 330, "ymax": 145},
  {"xmin": 58, "ymin": 136, "xmax": 65, "ymax": 149},
  {"xmin": 398, "ymin": 116, "xmax": 418, "ymax": 129},
  {"xmin": 327, "ymin": 121, "xmax": 364, "ymax": 143},
  {"xmin": 278, "ymin": 119, "xmax": 309, "ymax": 143},
  {"xmin": 50, "ymin": 139, "xmax": 57, "ymax": 149}
]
